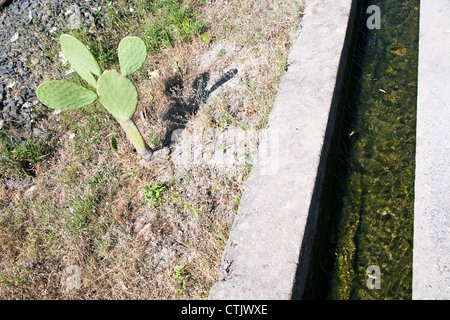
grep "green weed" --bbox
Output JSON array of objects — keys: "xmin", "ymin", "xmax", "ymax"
[
  {"xmin": 140, "ymin": 0, "xmax": 206, "ymax": 52},
  {"xmin": 0, "ymin": 132, "xmax": 49, "ymax": 177},
  {"xmin": 65, "ymin": 195, "xmax": 97, "ymax": 233},
  {"xmin": 141, "ymin": 182, "xmax": 168, "ymax": 208},
  {"xmin": 172, "ymin": 264, "xmax": 193, "ymax": 299}
]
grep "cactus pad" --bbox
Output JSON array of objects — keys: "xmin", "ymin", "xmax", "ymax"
[
  {"xmin": 60, "ymin": 34, "xmax": 102, "ymax": 87},
  {"xmin": 97, "ymin": 70, "xmax": 138, "ymax": 123},
  {"xmin": 118, "ymin": 36, "xmax": 147, "ymax": 77},
  {"xmin": 36, "ymin": 80, "xmax": 98, "ymax": 110}
]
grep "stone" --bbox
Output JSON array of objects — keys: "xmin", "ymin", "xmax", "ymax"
[
  {"xmin": 65, "ymin": 4, "xmax": 81, "ymax": 30},
  {"xmin": 209, "ymin": 0, "xmax": 356, "ymax": 300},
  {"xmin": 4, "ymin": 176, "xmax": 32, "ymax": 189},
  {"xmin": 24, "ymin": 185, "xmax": 37, "ymax": 197}
]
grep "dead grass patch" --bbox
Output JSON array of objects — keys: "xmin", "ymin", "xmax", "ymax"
[{"xmin": 0, "ymin": 0, "xmax": 305, "ymax": 299}]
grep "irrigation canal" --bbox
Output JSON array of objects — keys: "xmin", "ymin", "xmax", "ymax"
[{"xmin": 304, "ymin": 0, "xmax": 419, "ymax": 300}]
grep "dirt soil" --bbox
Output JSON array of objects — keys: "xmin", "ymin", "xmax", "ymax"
[{"xmin": 0, "ymin": 0, "xmax": 304, "ymax": 299}]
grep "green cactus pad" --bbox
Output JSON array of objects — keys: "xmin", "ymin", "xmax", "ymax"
[
  {"xmin": 36, "ymin": 80, "xmax": 98, "ymax": 110},
  {"xmin": 118, "ymin": 36, "xmax": 147, "ymax": 77},
  {"xmin": 60, "ymin": 34, "xmax": 102, "ymax": 87},
  {"xmin": 97, "ymin": 70, "xmax": 138, "ymax": 123}
]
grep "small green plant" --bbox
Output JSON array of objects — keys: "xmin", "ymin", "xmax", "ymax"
[
  {"xmin": 201, "ymin": 34, "xmax": 211, "ymax": 45},
  {"xmin": 191, "ymin": 206, "xmax": 204, "ymax": 217},
  {"xmin": 233, "ymin": 196, "xmax": 241, "ymax": 211},
  {"xmin": 172, "ymin": 264, "xmax": 193, "ymax": 299},
  {"xmin": 36, "ymin": 34, "xmax": 160, "ymax": 162},
  {"xmin": 0, "ymin": 133, "xmax": 48, "ymax": 176},
  {"xmin": 141, "ymin": 182, "xmax": 167, "ymax": 208},
  {"xmin": 141, "ymin": 1, "xmax": 206, "ymax": 53},
  {"xmin": 66, "ymin": 195, "xmax": 97, "ymax": 233}
]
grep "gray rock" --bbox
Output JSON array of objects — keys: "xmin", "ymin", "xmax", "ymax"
[
  {"xmin": 4, "ymin": 176, "xmax": 32, "ymax": 189},
  {"xmin": 24, "ymin": 185, "xmax": 37, "ymax": 197}
]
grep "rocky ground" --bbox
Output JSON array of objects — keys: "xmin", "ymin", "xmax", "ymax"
[{"xmin": 1, "ymin": 1, "xmax": 92, "ymax": 133}]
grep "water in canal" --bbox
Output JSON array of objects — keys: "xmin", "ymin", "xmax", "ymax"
[{"xmin": 304, "ymin": 0, "xmax": 420, "ymax": 300}]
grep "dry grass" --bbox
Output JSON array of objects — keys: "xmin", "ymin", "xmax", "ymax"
[{"xmin": 0, "ymin": 0, "xmax": 305, "ymax": 299}]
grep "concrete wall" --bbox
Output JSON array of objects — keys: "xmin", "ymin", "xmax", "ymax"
[
  {"xmin": 208, "ymin": 0, "xmax": 450, "ymax": 301},
  {"xmin": 209, "ymin": 0, "xmax": 357, "ymax": 300},
  {"xmin": 413, "ymin": 0, "xmax": 450, "ymax": 300}
]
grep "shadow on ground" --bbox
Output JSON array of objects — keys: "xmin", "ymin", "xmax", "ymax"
[{"xmin": 161, "ymin": 68, "xmax": 238, "ymax": 146}]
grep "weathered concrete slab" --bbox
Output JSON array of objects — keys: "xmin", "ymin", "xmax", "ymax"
[
  {"xmin": 209, "ymin": 0, "xmax": 356, "ymax": 300},
  {"xmin": 413, "ymin": 0, "xmax": 450, "ymax": 300}
]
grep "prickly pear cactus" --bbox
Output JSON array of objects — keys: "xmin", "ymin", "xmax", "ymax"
[
  {"xmin": 97, "ymin": 70, "xmax": 138, "ymax": 123},
  {"xmin": 118, "ymin": 36, "xmax": 147, "ymax": 77},
  {"xmin": 60, "ymin": 34, "xmax": 102, "ymax": 87},
  {"xmin": 36, "ymin": 80, "xmax": 97, "ymax": 110},
  {"xmin": 36, "ymin": 34, "xmax": 167, "ymax": 164}
]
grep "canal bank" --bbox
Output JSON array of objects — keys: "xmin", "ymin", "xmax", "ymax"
[
  {"xmin": 209, "ymin": 0, "xmax": 358, "ymax": 299},
  {"xmin": 413, "ymin": 0, "xmax": 450, "ymax": 300},
  {"xmin": 209, "ymin": 0, "xmax": 449, "ymax": 300}
]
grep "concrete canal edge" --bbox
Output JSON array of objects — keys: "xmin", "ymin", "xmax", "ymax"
[
  {"xmin": 413, "ymin": 0, "xmax": 450, "ymax": 300},
  {"xmin": 208, "ymin": 0, "xmax": 358, "ymax": 300},
  {"xmin": 209, "ymin": 0, "xmax": 450, "ymax": 300}
]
